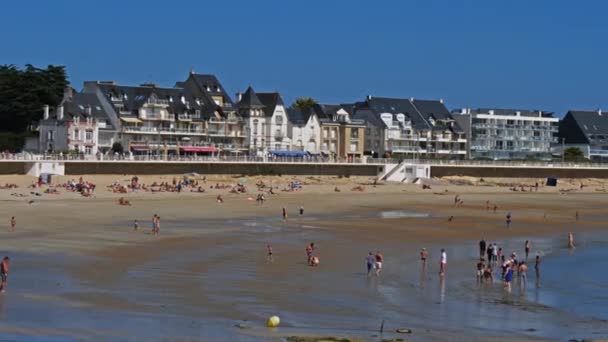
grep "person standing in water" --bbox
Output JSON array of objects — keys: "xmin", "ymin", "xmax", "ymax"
[
  {"xmin": 267, "ymin": 244, "xmax": 273, "ymax": 262},
  {"xmin": 525, "ymin": 240, "xmax": 531, "ymax": 260},
  {"xmin": 282, "ymin": 207, "xmax": 288, "ymax": 222},
  {"xmin": 9, "ymin": 216, "xmax": 15, "ymax": 232},
  {"xmin": 374, "ymin": 251, "xmax": 384, "ymax": 276},
  {"xmin": 0, "ymin": 257, "xmax": 9, "ymax": 292},
  {"xmin": 568, "ymin": 232, "xmax": 575, "ymax": 248},
  {"xmin": 133, "ymin": 219, "xmax": 139, "ymax": 232},
  {"xmin": 420, "ymin": 248, "xmax": 428, "ymax": 267},
  {"xmin": 486, "ymin": 243, "xmax": 494, "ymax": 264},
  {"xmin": 366, "ymin": 252, "xmax": 375, "ymax": 276},
  {"xmin": 299, "ymin": 206, "xmax": 304, "ymax": 216},
  {"xmin": 506, "ymin": 212, "xmax": 512, "ymax": 228},
  {"xmin": 479, "ymin": 239, "xmax": 487, "ymax": 258},
  {"xmin": 439, "ymin": 249, "xmax": 447, "ymax": 275}
]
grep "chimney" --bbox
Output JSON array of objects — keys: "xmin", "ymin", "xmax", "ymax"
[
  {"xmin": 43, "ymin": 105, "xmax": 50, "ymax": 120},
  {"xmin": 488, "ymin": 110, "xmax": 494, "ymax": 115},
  {"xmin": 57, "ymin": 105, "xmax": 64, "ymax": 120},
  {"xmin": 409, "ymin": 97, "xmax": 414, "ymax": 102},
  {"xmin": 236, "ymin": 92, "xmax": 242, "ymax": 102},
  {"xmin": 64, "ymin": 87, "xmax": 73, "ymax": 100}
]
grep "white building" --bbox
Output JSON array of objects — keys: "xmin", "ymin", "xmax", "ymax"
[
  {"xmin": 287, "ymin": 108, "xmax": 321, "ymax": 153},
  {"xmin": 236, "ymin": 87, "xmax": 291, "ymax": 152},
  {"xmin": 353, "ymin": 96, "xmax": 467, "ymax": 158},
  {"xmin": 453, "ymin": 108, "xmax": 559, "ymax": 160},
  {"xmin": 39, "ymin": 89, "xmax": 112, "ymax": 155}
]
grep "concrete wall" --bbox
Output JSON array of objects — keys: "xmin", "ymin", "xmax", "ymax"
[
  {"xmin": 63, "ymin": 162, "xmax": 380, "ymax": 176},
  {"xmin": 0, "ymin": 162, "xmax": 27, "ymax": 175},
  {"xmin": 430, "ymin": 166, "xmax": 608, "ymax": 179}
]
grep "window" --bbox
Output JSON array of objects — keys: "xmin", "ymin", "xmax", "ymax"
[
  {"xmin": 253, "ymin": 119, "xmax": 258, "ymax": 135},
  {"xmin": 323, "ymin": 129, "xmax": 328, "ymax": 139},
  {"xmin": 85, "ymin": 130, "xmax": 93, "ymax": 141},
  {"xmin": 276, "ymin": 116, "xmax": 283, "ymax": 124},
  {"xmin": 74, "ymin": 129, "xmax": 80, "ymax": 140},
  {"xmin": 85, "ymin": 147, "xmax": 92, "ymax": 155},
  {"xmin": 275, "ymin": 144, "xmax": 281, "ymax": 150},
  {"xmin": 351, "ymin": 129, "xmax": 359, "ymax": 139}
]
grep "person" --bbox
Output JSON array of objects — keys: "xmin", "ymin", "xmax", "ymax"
[
  {"xmin": 476, "ymin": 258, "xmax": 485, "ymax": 281},
  {"xmin": 299, "ymin": 206, "xmax": 304, "ymax": 216},
  {"xmin": 575, "ymin": 211, "xmax": 579, "ymax": 221},
  {"xmin": 267, "ymin": 244, "xmax": 273, "ymax": 261},
  {"xmin": 493, "ymin": 204, "xmax": 498, "ymax": 213},
  {"xmin": 568, "ymin": 232, "xmax": 575, "ymax": 248},
  {"xmin": 483, "ymin": 265, "xmax": 494, "ymax": 283},
  {"xmin": 439, "ymin": 249, "xmax": 447, "ymax": 275},
  {"xmin": 497, "ymin": 247, "xmax": 503, "ymax": 264},
  {"xmin": 535, "ymin": 255, "xmax": 541, "ymax": 280},
  {"xmin": 374, "ymin": 251, "xmax": 384, "ymax": 276},
  {"xmin": 366, "ymin": 252, "xmax": 375, "ymax": 276},
  {"xmin": 133, "ymin": 219, "xmax": 139, "ymax": 232},
  {"xmin": 151, "ymin": 215, "xmax": 157, "ymax": 235},
  {"xmin": 504, "ymin": 263, "xmax": 514, "ymax": 291},
  {"xmin": 0, "ymin": 257, "xmax": 9, "ymax": 292},
  {"xmin": 216, "ymin": 195, "xmax": 224, "ymax": 203},
  {"xmin": 420, "ymin": 248, "xmax": 428, "ymax": 266},
  {"xmin": 282, "ymin": 207, "xmax": 288, "ymax": 222},
  {"xmin": 479, "ymin": 239, "xmax": 486, "ymax": 258},
  {"xmin": 154, "ymin": 216, "xmax": 161, "ymax": 236},
  {"xmin": 306, "ymin": 243, "xmax": 314, "ymax": 264},
  {"xmin": 525, "ymin": 240, "xmax": 531, "ymax": 259},
  {"xmin": 506, "ymin": 212, "xmax": 512, "ymax": 228},
  {"xmin": 518, "ymin": 261, "xmax": 528, "ymax": 283},
  {"xmin": 486, "ymin": 243, "xmax": 493, "ymax": 264},
  {"xmin": 9, "ymin": 216, "xmax": 15, "ymax": 232},
  {"xmin": 310, "ymin": 256, "xmax": 320, "ymax": 267},
  {"xmin": 486, "ymin": 200, "xmax": 490, "ymax": 211}
]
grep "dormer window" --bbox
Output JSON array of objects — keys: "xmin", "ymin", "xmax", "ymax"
[
  {"xmin": 180, "ymin": 96, "xmax": 186, "ymax": 104},
  {"xmin": 216, "ymin": 86, "xmax": 220, "ymax": 92},
  {"xmin": 195, "ymin": 98, "xmax": 201, "ymax": 106},
  {"xmin": 123, "ymin": 93, "xmax": 128, "ymax": 100},
  {"xmin": 206, "ymin": 85, "xmax": 211, "ymax": 91}
]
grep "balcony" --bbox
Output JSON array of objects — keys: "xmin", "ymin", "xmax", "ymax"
[
  {"xmin": 122, "ymin": 126, "xmax": 207, "ymax": 135},
  {"xmin": 178, "ymin": 114, "xmax": 201, "ymax": 121}
]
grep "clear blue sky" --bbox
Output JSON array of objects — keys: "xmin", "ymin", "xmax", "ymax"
[{"xmin": 1, "ymin": 0, "xmax": 607, "ymax": 115}]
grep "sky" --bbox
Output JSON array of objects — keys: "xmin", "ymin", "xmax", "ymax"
[{"xmin": 1, "ymin": 0, "xmax": 607, "ymax": 115}]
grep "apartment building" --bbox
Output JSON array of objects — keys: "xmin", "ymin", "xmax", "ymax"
[
  {"xmin": 312, "ymin": 104, "xmax": 366, "ymax": 159},
  {"xmin": 236, "ymin": 87, "xmax": 291, "ymax": 152},
  {"xmin": 453, "ymin": 108, "xmax": 558, "ymax": 160},
  {"xmin": 82, "ymin": 73, "xmax": 246, "ymax": 155},
  {"xmin": 559, "ymin": 109, "xmax": 608, "ymax": 161},
  {"xmin": 286, "ymin": 108, "xmax": 321, "ymax": 153},
  {"xmin": 353, "ymin": 96, "xmax": 467, "ymax": 158}
]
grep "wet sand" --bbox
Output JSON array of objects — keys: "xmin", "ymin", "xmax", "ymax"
[{"xmin": 0, "ymin": 174, "xmax": 606, "ymax": 341}]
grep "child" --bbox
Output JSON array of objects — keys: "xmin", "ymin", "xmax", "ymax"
[{"xmin": 133, "ymin": 219, "xmax": 139, "ymax": 231}]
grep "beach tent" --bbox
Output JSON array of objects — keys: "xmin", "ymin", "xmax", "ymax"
[{"xmin": 546, "ymin": 177, "xmax": 558, "ymax": 186}]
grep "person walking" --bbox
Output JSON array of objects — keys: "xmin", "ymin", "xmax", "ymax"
[
  {"xmin": 439, "ymin": 249, "xmax": 447, "ymax": 275},
  {"xmin": 366, "ymin": 252, "xmax": 375, "ymax": 276},
  {"xmin": 525, "ymin": 240, "xmax": 531, "ymax": 259},
  {"xmin": 0, "ymin": 257, "xmax": 9, "ymax": 292},
  {"xmin": 9, "ymin": 216, "xmax": 15, "ymax": 232},
  {"xmin": 479, "ymin": 239, "xmax": 487, "ymax": 258}
]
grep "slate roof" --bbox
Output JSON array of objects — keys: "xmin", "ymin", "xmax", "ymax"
[
  {"xmin": 49, "ymin": 93, "xmax": 114, "ymax": 129},
  {"xmin": 560, "ymin": 110, "xmax": 608, "ymax": 145},
  {"xmin": 287, "ymin": 107, "xmax": 315, "ymax": 125},
  {"xmin": 257, "ymin": 92, "xmax": 284, "ymax": 117},
  {"xmin": 188, "ymin": 73, "xmax": 234, "ymax": 108},
  {"xmin": 237, "ymin": 86, "xmax": 264, "ymax": 109},
  {"xmin": 96, "ymin": 83, "xmax": 211, "ymax": 119},
  {"xmin": 354, "ymin": 97, "xmax": 463, "ymax": 133}
]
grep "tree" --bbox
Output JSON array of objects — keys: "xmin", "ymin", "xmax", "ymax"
[
  {"xmin": 0, "ymin": 64, "xmax": 69, "ymax": 133},
  {"xmin": 111, "ymin": 142, "xmax": 124, "ymax": 154},
  {"xmin": 292, "ymin": 97, "xmax": 317, "ymax": 112},
  {"xmin": 563, "ymin": 147, "xmax": 585, "ymax": 162}
]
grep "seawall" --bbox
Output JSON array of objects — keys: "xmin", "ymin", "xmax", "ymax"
[{"xmin": 430, "ymin": 165, "xmax": 608, "ymax": 179}]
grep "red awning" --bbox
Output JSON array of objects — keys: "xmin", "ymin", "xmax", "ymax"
[{"xmin": 180, "ymin": 146, "xmax": 217, "ymax": 153}]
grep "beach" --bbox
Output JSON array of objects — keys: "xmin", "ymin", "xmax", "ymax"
[{"xmin": 0, "ymin": 174, "xmax": 607, "ymax": 341}]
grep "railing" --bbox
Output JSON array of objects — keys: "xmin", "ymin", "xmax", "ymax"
[{"xmin": 3, "ymin": 153, "xmax": 608, "ymax": 168}]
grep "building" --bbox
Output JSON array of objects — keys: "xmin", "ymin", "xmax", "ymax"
[
  {"xmin": 558, "ymin": 109, "xmax": 608, "ymax": 161},
  {"xmin": 287, "ymin": 107, "xmax": 321, "ymax": 153},
  {"xmin": 353, "ymin": 96, "xmax": 467, "ymax": 158},
  {"xmin": 312, "ymin": 104, "xmax": 366, "ymax": 159},
  {"xmin": 39, "ymin": 88, "xmax": 114, "ymax": 155},
  {"xmin": 453, "ymin": 108, "xmax": 559, "ymax": 160},
  {"xmin": 236, "ymin": 87, "xmax": 291, "ymax": 152},
  {"xmin": 179, "ymin": 73, "xmax": 246, "ymax": 152},
  {"xmin": 82, "ymin": 72, "xmax": 246, "ymax": 156}
]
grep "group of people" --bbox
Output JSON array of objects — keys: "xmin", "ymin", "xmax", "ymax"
[{"xmin": 366, "ymin": 251, "xmax": 384, "ymax": 276}]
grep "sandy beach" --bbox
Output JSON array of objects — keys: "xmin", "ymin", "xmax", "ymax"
[{"xmin": 0, "ymin": 173, "xmax": 607, "ymax": 341}]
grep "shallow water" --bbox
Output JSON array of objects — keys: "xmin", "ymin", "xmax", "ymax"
[{"xmin": 0, "ymin": 211, "xmax": 607, "ymax": 341}]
